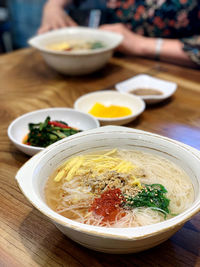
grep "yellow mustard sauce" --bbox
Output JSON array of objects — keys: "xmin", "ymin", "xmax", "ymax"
[{"xmin": 89, "ymin": 102, "xmax": 132, "ymax": 118}]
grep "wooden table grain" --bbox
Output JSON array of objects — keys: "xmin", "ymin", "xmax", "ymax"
[{"xmin": 0, "ymin": 48, "xmax": 200, "ymax": 267}]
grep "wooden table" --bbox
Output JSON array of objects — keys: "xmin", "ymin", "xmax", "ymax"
[{"xmin": 1, "ymin": 48, "xmax": 200, "ymax": 267}]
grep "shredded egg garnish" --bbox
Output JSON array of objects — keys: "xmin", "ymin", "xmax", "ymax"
[
  {"xmin": 47, "ymin": 42, "xmax": 71, "ymax": 51},
  {"xmin": 54, "ymin": 149, "xmax": 142, "ymax": 188}
]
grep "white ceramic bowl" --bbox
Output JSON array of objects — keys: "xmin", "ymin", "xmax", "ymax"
[
  {"xmin": 16, "ymin": 126, "xmax": 200, "ymax": 253},
  {"xmin": 116, "ymin": 74, "xmax": 177, "ymax": 104},
  {"xmin": 8, "ymin": 108, "xmax": 100, "ymax": 156},
  {"xmin": 28, "ymin": 27, "xmax": 123, "ymax": 75},
  {"xmin": 74, "ymin": 90, "xmax": 145, "ymax": 125}
]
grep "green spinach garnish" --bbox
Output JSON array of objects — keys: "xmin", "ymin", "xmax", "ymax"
[
  {"xmin": 91, "ymin": 41, "xmax": 105, "ymax": 49},
  {"xmin": 124, "ymin": 184, "xmax": 170, "ymax": 216}
]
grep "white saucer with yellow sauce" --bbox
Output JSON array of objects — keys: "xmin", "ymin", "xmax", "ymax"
[{"xmin": 74, "ymin": 90, "xmax": 145, "ymax": 125}]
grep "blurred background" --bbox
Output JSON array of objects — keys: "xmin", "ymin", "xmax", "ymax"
[
  {"xmin": 0, "ymin": 0, "xmax": 48, "ymax": 52},
  {"xmin": 0, "ymin": 0, "xmax": 109, "ymax": 54},
  {"xmin": 0, "ymin": 0, "xmax": 46, "ymax": 53}
]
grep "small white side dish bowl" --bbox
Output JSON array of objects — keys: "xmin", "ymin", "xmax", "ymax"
[
  {"xmin": 74, "ymin": 90, "xmax": 145, "ymax": 125},
  {"xmin": 28, "ymin": 27, "xmax": 123, "ymax": 75},
  {"xmin": 16, "ymin": 126, "xmax": 200, "ymax": 253},
  {"xmin": 115, "ymin": 74, "xmax": 177, "ymax": 104},
  {"xmin": 7, "ymin": 108, "xmax": 100, "ymax": 156}
]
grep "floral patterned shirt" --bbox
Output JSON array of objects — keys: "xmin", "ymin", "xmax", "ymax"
[{"xmin": 106, "ymin": 0, "xmax": 200, "ymax": 65}]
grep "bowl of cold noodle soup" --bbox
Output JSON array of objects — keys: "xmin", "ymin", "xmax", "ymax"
[
  {"xmin": 16, "ymin": 126, "xmax": 200, "ymax": 253},
  {"xmin": 28, "ymin": 27, "xmax": 123, "ymax": 75}
]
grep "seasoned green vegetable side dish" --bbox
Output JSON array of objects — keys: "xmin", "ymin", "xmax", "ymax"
[{"xmin": 23, "ymin": 116, "xmax": 81, "ymax": 147}]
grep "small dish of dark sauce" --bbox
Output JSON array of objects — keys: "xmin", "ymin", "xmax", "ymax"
[{"xmin": 130, "ymin": 88, "xmax": 163, "ymax": 96}]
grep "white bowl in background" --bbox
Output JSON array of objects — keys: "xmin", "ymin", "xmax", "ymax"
[
  {"xmin": 28, "ymin": 27, "xmax": 123, "ymax": 75},
  {"xmin": 115, "ymin": 74, "xmax": 177, "ymax": 104},
  {"xmin": 8, "ymin": 108, "xmax": 100, "ymax": 156},
  {"xmin": 74, "ymin": 90, "xmax": 145, "ymax": 125},
  {"xmin": 15, "ymin": 126, "xmax": 200, "ymax": 253}
]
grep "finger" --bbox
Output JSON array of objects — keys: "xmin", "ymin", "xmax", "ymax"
[
  {"xmin": 101, "ymin": 27, "xmax": 119, "ymax": 33},
  {"xmin": 37, "ymin": 25, "xmax": 52, "ymax": 34},
  {"xmin": 99, "ymin": 25, "xmax": 116, "ymax": 32},
  {"xmin": 57, "ymin": 18, "xmax": 68, "ymax": 28},
  {"xmin": 51, "ymin": 23, "xmax": 64, "ymax": 30},
  {"xmin": 99, "ymin": 24, "xmax": 111, "ymax": 29}
]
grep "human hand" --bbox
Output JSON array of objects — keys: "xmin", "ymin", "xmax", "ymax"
[
  {"xmin": 38, "ymin": 2, "xmax": 77, "ymax": 34},
  {"xmin": 100, "ymin": 23, "xmax": 195, "ymax": 67},
  {"xmin": 99, "ymin": 23, "xmax": 146, "ymax": 56}
]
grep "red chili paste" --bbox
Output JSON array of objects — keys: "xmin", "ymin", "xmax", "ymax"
[{"xmin": 89, "ymin": 188, "xmax": 125, "ymax": 222}]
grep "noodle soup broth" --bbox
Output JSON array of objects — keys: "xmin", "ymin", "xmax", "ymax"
[{"xmin": 45, "ymin": 149, "xmax": 194, "ymax": 228}]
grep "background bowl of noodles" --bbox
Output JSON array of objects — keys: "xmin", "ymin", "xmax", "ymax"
[
  {"xmin": 16, "ymin": 126, "xmax": 200, "ymax": 253},
  {"xmin": 28, "ymin": 27, "xmax": 123, "ymax": 75}
]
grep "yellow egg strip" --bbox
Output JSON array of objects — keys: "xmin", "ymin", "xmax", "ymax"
[{"xmin": 54, "ymin": 150, "xmax": 141, "ymax": 188}]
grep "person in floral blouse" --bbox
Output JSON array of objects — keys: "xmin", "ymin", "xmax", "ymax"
[{"xmin": 38, "ymin": 0, "xmax": 200, "ymax": 67}]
